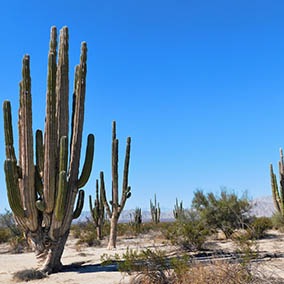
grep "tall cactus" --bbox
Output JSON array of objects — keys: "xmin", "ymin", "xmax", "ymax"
[
  {"xmin": 150, "ymin": 194, "xmax": 160, "ymax": 224},
  {"xmin": 3, "ymin": 26, "xmax": 94, "ymax": 274},
  {"xmin": 173, "ymin": 198, "xmax": 185, "ymax": 220},
  {"xmin": 89, "ymin": 179, "xmax": 105, "ymax": 240},
  {"xmin": 270, "ymin": 148, "xmax": 284, "ymax": 215},
  {"xmin": 101, "ymin": 121, "xmax": 131, "ymax": 249}
]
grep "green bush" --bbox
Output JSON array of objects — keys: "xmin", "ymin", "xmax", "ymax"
[
  {"xmin": 192, "ymin": 188, "xmax": 252, "ymax": 238},
  {"xmin": 247, "ymin": 217, "xmax": 273, "ymax": 239},
  {"xmin": 163, "ymin": 210, "xmax": 211, "ymax": 251},
  {"xmin": 0, "ymin": 228, "xmax": 11, "ymax": 243},
  {"xmin": 271, "ymin": 212, "xmax": 284, "ymax": 231}
]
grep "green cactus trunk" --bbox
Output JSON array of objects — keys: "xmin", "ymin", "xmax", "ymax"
[
  {"xmin": 100, "ymin": 121, "xmax": 132, "ymax": 249},
  {"xmin": 3, "ymin": 26, "xmax": 94, "ymax": 274}
]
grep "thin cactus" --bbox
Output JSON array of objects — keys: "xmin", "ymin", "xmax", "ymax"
[
  {"xmin": 150, "ymin": 194, "xmax": 160, "ymax": 224},
  {"xmin": 100, "ymin": 121, "xmax": 131, "ymax": 249},
  {"xmin": 270, "ymin": 149, "xmax": 284, "ymax": 215},
  {"xmin": 134, "ymin": 207, "xmax": 142, "ymax": 230},
  {"xmin": 89, "ymin": 179, "xmax": 105, "ymax": 240},
  {"xmin": 3, "ymin": 26, "xmax": 94, "ymax": 274},
  {"xmin": 173, "ymin": 198, "xmax": 185, "ymax": 220}
]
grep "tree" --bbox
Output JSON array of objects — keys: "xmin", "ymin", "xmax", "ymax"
[{"xmin": 192, "ymin": 188, "xmax": 252, "ymax": 238}]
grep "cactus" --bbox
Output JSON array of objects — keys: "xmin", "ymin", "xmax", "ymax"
[
  {"xmin": 3, "ymin": 26, "xmax": 94, "ymax": 274},
  {"xmin": 270, "ymin": 148, "xmax": 284, "ymax": 215},
  {"xmin": 134, "ymin": 207, "xmax": 142, "ymax": 230},
  {"xmin": 150, "ymin": 194, "xmax": 160, "ymax": 224},
  {"xmin": 173, "ymin": 198, "xmax": 185, "ymax": 220},
  {"xmin": 101, "ymin": 121, "xmax": 131, "ymax": 249},
  {"xmin": 89, "ymin": 179, "xmax": 105, "ymax": 240}
]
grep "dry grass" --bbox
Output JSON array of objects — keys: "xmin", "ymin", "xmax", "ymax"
[
  {"xmin": 13, "ymin": 269, "xmax": 47, "ymax": 282},
  {"xmin": 129, "ymin": 261, "xmax": 283, "ymax": 284}
]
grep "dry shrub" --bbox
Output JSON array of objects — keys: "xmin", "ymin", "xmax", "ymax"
[{"xmin": 13, "ymin": 269, "xmax": 47, "ymax": 282}]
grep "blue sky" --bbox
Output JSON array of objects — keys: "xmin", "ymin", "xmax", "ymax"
[{"xmin": 1, "ymin": 0, "xmax": 284, "ymax": 212}]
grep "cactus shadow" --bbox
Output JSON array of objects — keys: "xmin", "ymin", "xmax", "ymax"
[{"xmin": 62, "ymin": 261, "xmax": 121, "ymax": 274}]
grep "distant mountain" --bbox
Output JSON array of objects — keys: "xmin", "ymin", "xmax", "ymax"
[
  {"xmin": 74, "ymin": 196, "xmax": 277, "ymax": 224},
  {"xmin": 250, "ymin": 196, "xmax": 275, "ymax": 217}
]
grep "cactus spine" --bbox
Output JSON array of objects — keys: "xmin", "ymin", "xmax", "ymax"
[
  {"xmin": 150, "ymin": 194, "xmax": 160, "ymax": 224},
  {"xmin": 101, "ymin": 121, "xmax": 131, "ymax": 249},
  {"xmin": 3, "ymin": 26, "xmax": 94, "ymax": 274},
  {"xmin": 270, "ymin": 148, "xmax": 284, "ymax": 215},
  {"xmin": 173, "ymin": 198, "xmax": 185, "ymax": 220},
  {"xmin": 89, "ymin": 179, "xmax": 105, "ymax": 240}
]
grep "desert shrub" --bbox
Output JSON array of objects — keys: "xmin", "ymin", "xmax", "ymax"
[
  {"xmin": 271, "ymin": 212, "xmax": 284, "ymax": 231},
  {"xmin": 9, "ymin": 235, "xmax": 30, "ymax": 254},
  {"xmin": 163, "ymin": 210, "xmax": 210, "ymax": 251},
  {"xmin": 0, "ymin": 228, "xmax": 11, "ymax": 243},
  {"xmin": 246, "ymin": 217, "xmax": 273, "ymax": 240},
  {"xmin": 192, "ymin": 188, "xmax": 252, "ymax": 238},
  {"xmin": 102, "ymin": 247, "xmax": 278, "ymax": 284},
  {"xmin": 76, "ymin": 229, "xmax": 101, "ymax": 247},
  {"xmin": 13, "ymin": 269, "xmax": 47, "ymax": 282}
]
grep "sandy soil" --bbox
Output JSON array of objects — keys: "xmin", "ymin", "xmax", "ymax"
[{"xmin": 1, "ymin": 230, "xmax": 284, "ymax": 283}]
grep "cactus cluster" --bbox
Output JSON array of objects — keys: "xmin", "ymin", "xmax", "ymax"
[
  {"xmin": 100, "ymin": 121, "xmax": 131, "ymax": 249},
  {"xmin": 3, "ymin": 26, "xmax": 94, "ymax": 273},
  {"xmin": 270, "ymin": 148, "xmax": 284, "ymax": 215},
  {"xmin": 89, "ymin": 179, "xmax": 105, "ymax": 240},
  {"xmin": 150, "ymin": 194, "xmax": 160, "ymax": 224},
  {"xmin": 173, "ymin": 198, "xmax": 185, "ymax": 220}
]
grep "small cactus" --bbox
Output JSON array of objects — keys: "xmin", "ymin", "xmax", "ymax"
[
  {"xmin": 173, "ymin": 198, "xmax": 185, "ymax": 220},
  {"xmin": 150, "ymin": 194, "xmax": 160, "ymax": 224},
  {"xmin": 89, "ymin": 179, "xmax": 105, "ymax": 240},
  {"xmin": 270, "ymin": 148, "xmax": 284, "ymax": 215}
]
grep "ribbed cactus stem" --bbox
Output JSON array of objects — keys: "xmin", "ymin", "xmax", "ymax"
[
  {"xmin": 35, "ymin": 130, "xmax": 44, "ymax": 176},
  {"xmin": 4, "ymin": 160, "xmax": 25, "ymax": 218},
  {"xmin": 54, "ymin": 171, "xmax": 67, "ymax": 221},
  {"xmin": 77, "ymin": 134, "xmax": 95, "ymax": 188},
  {"xmin": 18, "ymin": 54, "xmax": 37, "ymax": 231},
  {"xmin": 59, "ymin": 136, "xmax": 68, "ymax": 172},
  {"xmin": 3, "ymin": 101, "xmax": 16, "ymax": 161},
  {"xmin": 43, "ymin": 26, "xmax": 58, "ymax": 214},
  {"xmin": 73, "ymin": 190, "xmax": 85, "ymax": 219}
]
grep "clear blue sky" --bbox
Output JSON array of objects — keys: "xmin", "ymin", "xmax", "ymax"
[{"xmin": 1, "ymin": 0, "xmax": 284, "ymax": 212}]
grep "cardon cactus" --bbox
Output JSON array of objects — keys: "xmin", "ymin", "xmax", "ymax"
[
  {"xmin": 270, "ymin": 148, "xmax": 284, "ymax": 215},
  {"xmin": 101, "ymin": 121, "xmax": 131, "ymax": 249},
  {"xmin": 150, "ymin": 194, "xmax": 160, "ymax": 224},
  {"xmin": 3, "ymin": 26, "xmax": 94, "ymax": 273},
  {"xmin": 89, "ymin": 179, "xmax": 105, "ymax": 240},
  {"xmin": 134, "ymin": 207, "xmax": 142, "ymax": 229},
  {"xmin": 173, "ymin": 198, "xmax": 185, "ymax": 220}
]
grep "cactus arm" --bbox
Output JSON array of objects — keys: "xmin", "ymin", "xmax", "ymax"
[
  {"xmin": 100, "ymin": 171, "xmax": 112, "ymax": 218},
  {"xmin": 119, "ymin": 137, "xmax": 131, "ymax": 214},
  {"xmin": 3, "ymin": 101, "xmax": 17, "ymax": 161},
  {"xmin": 43, "ymin": 26, "xmax": 58, "ymax": 214},
  {"xmin": 271, "ymin": 164, "xmax": 281, "ymax": 213},
  {"xmin": 56, "ymin": 26, "xmax": 69, "ymax": 147},
  {"xmin": 73, "ymin": 190, "xmax": 85, "ymax": 219},
  {"xmin": 18, "ymin": 55, "xmax": 38, "ymax": 232},
  {"xmin": 112, "ymin": 132, "xmax": 119, "ymax": 213},
  {"xmin": 77, "ymin": 134, "xmax": 95, "ymax": 188},
  {"xmin": 89, "ymin": 195, "xmax": 95, "ymax": 220},
  {"xmin": 4, "ymin": 160, "xmax": 25, "ymax": 218},
  {"xmin": 35, "ymin": 130, "xmax": 44, "ymax": 176},
  {"xmin": 54, "ymin": 171, "xmax": 67, "ymax": 221}
]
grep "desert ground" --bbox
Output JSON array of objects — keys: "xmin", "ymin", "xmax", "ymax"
[{"xmin": 1, "ymin": 229, "xmax": 284, "ymax": 284}]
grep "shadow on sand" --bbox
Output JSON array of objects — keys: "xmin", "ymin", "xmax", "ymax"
[{"xmin": 62, "ymin": 261, "xmax": 122, "ymax": 274}]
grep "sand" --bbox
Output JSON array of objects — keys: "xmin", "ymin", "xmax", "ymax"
[{"xmin": 1, "ymin": 230, "xmax": 284, "ymax": 283}]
